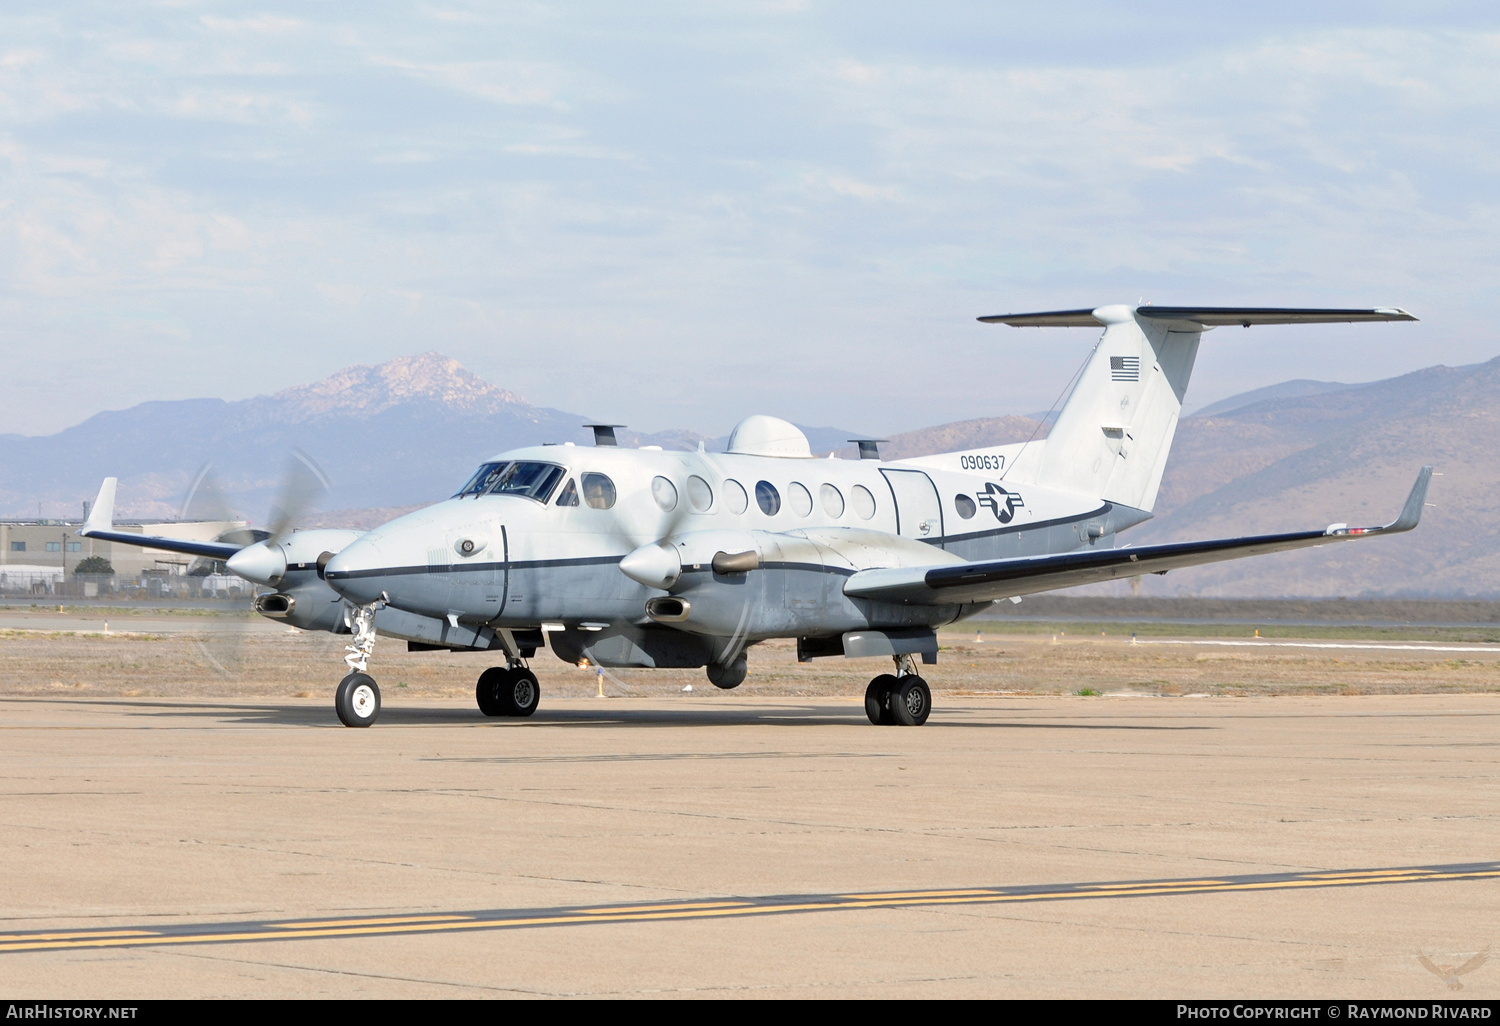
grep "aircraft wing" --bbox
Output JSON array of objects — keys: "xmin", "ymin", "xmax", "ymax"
[
  {"xmin": 76, "ymin": 477, "xmax": 244, "ymax": 560},
  {"xmin": 843, "ymin": 467, "xmax": 1431, "ymax": 606},
  {"xmin": 77, "ymin": 528, "xmax": 243, "ymax": 560}
]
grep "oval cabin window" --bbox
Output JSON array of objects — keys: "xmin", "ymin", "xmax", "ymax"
[
  {"xmin": 687, "ymin": 475, "xmax": 713, "ymax": 512},
  {"xmin": 755, "ymin": 481, "xmax": 781, "ymax": 516},
  {"xmin": 851, "ymin": 484, "xmax": 876, "ymax": 520},
  {"xmin": 955, "ymin": 494, "xmax": 977, "ymax": 519},
  {"xmin": 788, "ymin": 482, "xmax": 812, "ymax": 517},
  {"xmin": 819, "ymin": 483, "xmax": 844, "ymax": 518},
  {"xmin": 651, "ymin": 476, "xmax": 678, "ymax": 512},
  {"xmin": 723, "ymin": 479, "xmax": 749, "ymax": 515},
  {"xmin": 581, "ymin": 473, "xmax": 616, "ymax": 510}
]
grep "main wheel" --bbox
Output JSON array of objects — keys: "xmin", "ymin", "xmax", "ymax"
[
  {"xmin": 890, "ymin": 676, "xmax": 931, "ymax": 726},
  {"xmin": 335, "ymin": 672, "xmax": 381, "ymax": 728},
  {"xmin": 496, "ymin": 667, "xmax": 540, "ymax": 717},
  {"xmin": 865, "ymin": 674, "xmax": 899, "ymax": 725},
  {"xmin": 476, "ymin": 667, "xmax": 508, "ymax": 716}
]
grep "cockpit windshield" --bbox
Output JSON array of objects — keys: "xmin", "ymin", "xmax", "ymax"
[
  {"xmin": 455, "ymin": 461, "xmax": 566, "ymax": 503},
  {"xmin": 457, "ymin": 462, "xmax": 508, "ymax": 497}
]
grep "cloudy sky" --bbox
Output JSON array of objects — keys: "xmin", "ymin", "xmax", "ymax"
[{"xmin": 2, "ymin": 1, "xmax": 1496, "ymax": 438}]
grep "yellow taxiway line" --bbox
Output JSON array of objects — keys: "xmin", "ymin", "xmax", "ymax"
[{"xmin": 2, "ymin": 863, "xmax": 1495, "ymax": 955}]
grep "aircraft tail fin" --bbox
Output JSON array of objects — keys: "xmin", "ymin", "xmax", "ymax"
[{"xmin": 1030, "ymin": 305, "xmax": 1198, "ymax": 511}]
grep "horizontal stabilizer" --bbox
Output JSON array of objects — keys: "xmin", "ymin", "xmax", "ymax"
[
  {"xmin": 977, "ymin": 308, "xmax": 1101, "ymax": 327},
  {"xmin": 844, "ymin": 467, "xmax": 1432, "ymax": 606},
  {"xmin": 979, "ymin": 306, "xmax": 1417, "ymax": 327}
]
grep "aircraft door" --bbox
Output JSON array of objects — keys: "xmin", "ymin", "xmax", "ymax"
[{"xmin": 879, "ymin": 469, "xmax": 944, "ymax": 547}]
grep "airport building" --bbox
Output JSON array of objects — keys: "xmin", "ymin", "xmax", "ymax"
[{"xmin": 0, "ymin": 518, "xmax": 249, "ymax": 598}]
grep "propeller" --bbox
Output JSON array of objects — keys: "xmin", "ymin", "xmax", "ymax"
[
  {"xmin": 184, "ymin": 452, "xmax": 331, "ymax": 678},
  {"xmin": 225, "ymin": 450, "xmax": 330, "ymax": 586},
  {"xmin": 178, "ymin": 462, "xmax": 260, "ymax": 678},
  {"xmin": 610, "ymin": 443, "xmax": 759, "ymax": 677},
  {"xmin": 616, "ymin": 442, "xmax": 721, "ymax": 589}
]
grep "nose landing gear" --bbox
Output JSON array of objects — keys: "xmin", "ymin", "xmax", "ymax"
[
  {"xmin": 864, "ymin": 654, "xmax": 931, "ymax": 726},
  {"xmin": 335, "ymin": 601, "xmax": 385, "ymax": 727},
  {"xmin": 476, "ymin": 664, "xmax": 541, "ymax": 718}
]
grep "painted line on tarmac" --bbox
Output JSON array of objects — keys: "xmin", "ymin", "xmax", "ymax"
[
  {"xmin": 2, "ymin": 861, "xmax": 1497, "ymax": 955},
  {"xmin": 1132, "ymin": 639, "xmax": 1499, "ymax": 653}
]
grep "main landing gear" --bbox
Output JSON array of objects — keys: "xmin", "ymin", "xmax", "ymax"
[
  {"xmin": 476, "ymin": 664, "xmax": 540, "ymax": 718},
  {"xmin": 864, "ymin": 654, "xmax": 932, "ymax": 726}
]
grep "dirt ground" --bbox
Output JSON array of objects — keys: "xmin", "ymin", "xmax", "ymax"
[{"xmin": 2, "ymin": 607, "xmax": 1498, "ymax": 701}]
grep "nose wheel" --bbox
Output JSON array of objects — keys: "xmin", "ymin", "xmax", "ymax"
[
  {"xmin": 335, "ymin": 672, "xmax": 381, "ymax": 728},
  {"xmin": 476, "ymin": 665, "xmax": 541, "ymax": 718}
]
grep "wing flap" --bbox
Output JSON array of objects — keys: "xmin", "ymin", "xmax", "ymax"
[{"xmin": 845, "ymin": 467, "xmax": 1432, "ymax": 606}]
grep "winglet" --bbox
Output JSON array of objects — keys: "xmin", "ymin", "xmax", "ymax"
[
  {"xmin": 1325, "ymin": 466, "xmax": 1432, "ymax": 536},
  {"xmin": 81, "ymin": 478, "xmax": 117, "ymax": 536},
  {"xmin": 1385, "ymin": 465, "xmax": 1433, "ymax": 533}
]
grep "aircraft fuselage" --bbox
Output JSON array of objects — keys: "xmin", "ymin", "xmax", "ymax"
[{"xmin": 321, "ymin": 443, "xmax": 1147, "ymax": 666}]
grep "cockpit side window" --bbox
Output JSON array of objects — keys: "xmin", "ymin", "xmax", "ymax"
[
  {"xmin": 456, "ymin": 461, "xmax": 509, "ymax": 498},
  {"xmin": 556, "ymin": 479, "xmax": 580, "ymax": 507},
  {"xmin": 581, "ymin": 473, "xmax": 616, "ymax": 510},
  {"xmin": 484, "ymin": 462, "xmax": 565, "ymax": 503}
]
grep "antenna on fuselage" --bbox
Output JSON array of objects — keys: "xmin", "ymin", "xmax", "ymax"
[
  {"xmin": 849, "ymin": 439, "xmax": 887, "ymax": 460},
  {"xmin": 584, "ymin": 424, "xmax": 626, "ymax": 447}
]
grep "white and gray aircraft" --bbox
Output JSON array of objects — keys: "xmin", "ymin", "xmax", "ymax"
[{"xmin": 83, "ymin": 303, "xmax": 1430, "ymax": 728}]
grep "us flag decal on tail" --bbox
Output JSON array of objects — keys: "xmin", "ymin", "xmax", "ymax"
[{"xmin": 1109, "ymin": 356, "xmax": 1139, "ymax": 381}]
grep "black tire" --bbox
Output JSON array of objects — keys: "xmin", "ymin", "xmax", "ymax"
[
  {"xmin": 496, "ymin": 667, "xmax": 540, "ymax": 717},
  {"xmin": 865, "ymin": 674, "xmax": 899, "ymax": 725},
  {"xmin": 476, "ymin": 667, "xmax": 508, "ymax": 716},
  {"xmin": 890, "ymin": 676, "xmax": 931, "ymax": 726},
  {"xmin": 706, "ymin": 655, "xmax": 747, "ymax": 690},
  {"xmin": 335, "ymin": 672, "xmax": 381, "ymax": 728}
]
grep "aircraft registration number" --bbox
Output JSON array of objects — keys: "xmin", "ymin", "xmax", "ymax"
[{"xmin": 959, "ymin": 454, "xmax": 1005, "ymax": 471}]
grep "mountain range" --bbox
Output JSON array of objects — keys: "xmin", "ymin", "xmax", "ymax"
[{"xmin": 3, "ymin": 351, "xmax": 1495, "ymax": 597}]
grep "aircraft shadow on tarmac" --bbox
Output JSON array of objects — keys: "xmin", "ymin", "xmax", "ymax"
[{"xmin": 81, "ymin": 697, "xmax": 1215, "ymax": 731}]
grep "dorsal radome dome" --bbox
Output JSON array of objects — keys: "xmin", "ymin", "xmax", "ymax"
[{"xmin": 726, "ymin": 415, "xmax": 812, "ymax": 458}]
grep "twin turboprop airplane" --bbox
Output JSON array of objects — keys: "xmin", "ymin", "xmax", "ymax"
[{"xmin": 82, "ymin": 303, "xmax": 1430, "ymax": 728}]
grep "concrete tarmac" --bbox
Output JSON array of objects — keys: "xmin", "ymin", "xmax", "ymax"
[{"xmin": 1, "ymin": 693, "xmax": 1497, "ymax": 998}]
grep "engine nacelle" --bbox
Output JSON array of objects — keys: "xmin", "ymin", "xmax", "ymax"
[{"xmin": 253, "ymin": 573, "xmax": 350, "ymax": 632}]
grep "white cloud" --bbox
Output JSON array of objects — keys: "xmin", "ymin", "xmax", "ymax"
[
  {"xmin": 0, "ymin": 7, "xmax": 1496, "ymax": 437},
  {"xmin": 368, "ymin": 56, "xmax": 576, "ymax": 109}
]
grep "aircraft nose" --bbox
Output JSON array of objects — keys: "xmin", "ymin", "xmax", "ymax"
[{"xmin": 322, "ymin": 538, "xmax": 388, "ymax": 605}]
